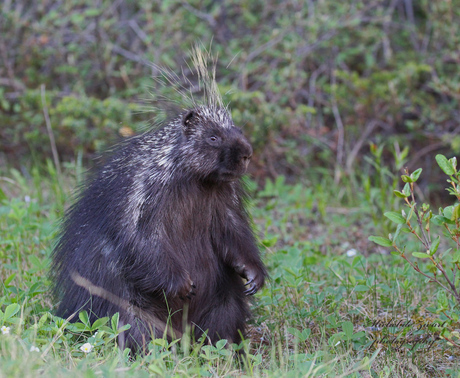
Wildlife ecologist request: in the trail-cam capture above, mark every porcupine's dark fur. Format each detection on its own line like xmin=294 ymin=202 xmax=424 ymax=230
xmin=50 ymin=49 xmax=267 ymax=353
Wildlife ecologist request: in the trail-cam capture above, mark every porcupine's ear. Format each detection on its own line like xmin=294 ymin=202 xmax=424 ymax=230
xmin=182 ymin=110 xmax=197 ymax=134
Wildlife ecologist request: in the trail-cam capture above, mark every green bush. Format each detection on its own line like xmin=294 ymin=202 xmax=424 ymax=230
xmin=370 ymin=154 xmax=460 ymax=348
xmin=1 ymin=0 xmax=460 ymax=188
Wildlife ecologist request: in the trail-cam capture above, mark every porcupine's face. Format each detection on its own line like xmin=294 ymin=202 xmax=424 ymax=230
xmin=181 ymin=107 xmax=253 ymax=182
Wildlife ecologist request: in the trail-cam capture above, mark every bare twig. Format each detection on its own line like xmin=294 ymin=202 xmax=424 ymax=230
xmin=244 ymin=33 xmax=286 ymax=64
xmin=394 ymin=246 xmax=452 ymax=294
xmin=0 ymin=176 xmax=19 ymax=186
xmin=239 ymin=33 xmax=287 ymax=90
xmin=331 ymin=70 xmax=345 ymax=184
xmin=129 ymin=19 xmax=149 ymax=44
xmin=0 ymin=35 xmax=16 ymax=83
xmin=399 ymin=178 xmax=460 ymax=305
xmin=305 ymin=65 xmax=327 ymax=129
xmin=181 ymin=1 xmax=217 ymax=28
xmin=346 ymin=119 xmax=389 ymax=175
xmin=406 ymin=178 xmax=431 ymax=248
xmin=0 ymin=77 xmax=25 ymax=90
xmin=110 ymin=44 xmax=152 ymax=67
xmin=40 ymin=84 xmax=61 ymax=176
xmin=406 ymin=142 xmax=446 ymax=169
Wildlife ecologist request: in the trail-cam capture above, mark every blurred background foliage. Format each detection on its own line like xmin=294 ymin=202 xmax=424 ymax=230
xmin=1 ymin=0 xmax=459 ymax=196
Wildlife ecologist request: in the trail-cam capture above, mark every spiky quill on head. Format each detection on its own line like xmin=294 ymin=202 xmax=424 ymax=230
xmin=146 ymin=45 xmax=231 ymax=130
xmin=190 ymin=45 xmax=224 ymax=110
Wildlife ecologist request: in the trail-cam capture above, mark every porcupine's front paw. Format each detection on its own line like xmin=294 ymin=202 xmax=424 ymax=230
xmin=178 ymin=274 xmax=196 ymax=300
xmin=235 ymin=264 xmax=265 ymax=296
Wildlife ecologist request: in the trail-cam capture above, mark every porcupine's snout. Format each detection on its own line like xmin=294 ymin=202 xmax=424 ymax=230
xmin=212 ymin=128 xmax=252 ymax=182
xmin=225 ymin=128 xmax=253 ymax=179
xmin=237 ymin=135 xmax=253 ymax=171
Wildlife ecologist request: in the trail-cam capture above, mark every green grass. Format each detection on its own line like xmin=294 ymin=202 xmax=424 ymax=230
xmin=1 ymin=164 xmax=459 ymax=377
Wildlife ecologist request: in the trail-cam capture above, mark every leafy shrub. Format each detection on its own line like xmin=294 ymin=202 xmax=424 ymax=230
xmin=1 ymin=89 xmax=144 ymax=162
xmin=370 ymin=154 xmax=460 ymax=348
xmin=1 ymin=0 xmax=460 ymax=186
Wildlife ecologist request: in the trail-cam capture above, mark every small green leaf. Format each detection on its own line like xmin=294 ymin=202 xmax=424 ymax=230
xmin=301 ymin=328 xmax=311 ymax=341
xmin=288 ymin=327 xmax=302 ymax=338
xmin=84 ymin=8 xmax=101 ymax=17
xmin=430 ymin=236 xmax=440 ymax=255
xmin=394 ymin=190 xmax=409 ymax=198
xmin=117 ymin=324 xmax=131 ymax=332
xmin=368 ymin=236 xmax=393 ymax=247
xmin=390 ymin=251 xmax=401 ymax=256
xmin=427 ymin=264 xmax=438 ymax=274
xmin=288 ymin=327 xmax=311 ymax=342
xmin=403 ymin=182 xmax=411 ymax=197
xmin=68 ymin=323 xmax=87 ymax=332
xmin=354 ymin=285 xmax=369 ymax=292
xmin=91 ymin=317 xmax=109 ymax=330
xmin=441 ymin=248 xmax=453 ymax=259
xmin=79 ymin=310 xmax=89 ymax=326
xmin=342 ymin=321 xmax=354 ymax=339
xmin=444 ymin=206 xmax=454 ymax=219
xmin=437 ymin=290 xmax=449 ymax=310
xmin=262 ymin=235 xmax=278 ymax=247
xmin=436 ymin=154 xmax=455 ymax=175
xmin=401 ymin=175 xmax=412 ymax=183
xmin=411 ymin=168 xmax=423 ymax=182
xmin=393 ymin=224 xmax=410 ymax=241
xmin=351 ymin=331 xmax=366 ymax=340
xmin=148 ymin=365 xmax=164 ymax=375
xmin=393 ymin=224 xmax=402 ymax=241
xmin=216 ymin=339 xmax=227 ymax=349
xmin=4 ymin=304 xmax=20 ymax=320
xmin=98 ymin=326 xmax=112 ymax=333
xmin=384 ymin=212 xmax=406 ymax=224
xmin=453 ymin=250 xmax=460 ymax=263
xmin=38 ymin=313 xmax=49 ymax=328
xmin=412 ymin=252 xmax=431 ymax=259
xmin=453 ymin=204 xmax=460 ymax=221
xmin=3 ymin=274 xmax=16 ymax=286
xmin=0 ymin=188 xmax=6 ymax=201
xmin=432 ymin=215 xmax=455 ymax=225
xmin=111 ymin=312 xmax=120 ymax=331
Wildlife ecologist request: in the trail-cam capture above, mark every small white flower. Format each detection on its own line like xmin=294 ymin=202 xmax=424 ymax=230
xmin=24 ymin=195 xmax=31 ymax=203
xmin=30 ymin=346 xmax=40 ymax=352
xmin=346 ymin=249 xmax=357 ymax=257
xmin=80 ymin=342 xmax=93 ymax=353
xmin=1 ymin=326 xmax=10 ymax=335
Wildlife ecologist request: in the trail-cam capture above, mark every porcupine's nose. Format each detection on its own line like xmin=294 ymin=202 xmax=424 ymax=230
xmin=239 ymin=138 xmax=253 ymax=170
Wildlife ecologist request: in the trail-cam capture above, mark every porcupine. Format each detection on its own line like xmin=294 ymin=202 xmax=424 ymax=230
xmin=50 ymin=49 xmax=268 ymax=353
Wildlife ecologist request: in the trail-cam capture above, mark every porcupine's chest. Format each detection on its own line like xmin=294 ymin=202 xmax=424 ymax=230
xmin=154 ymin=183 xmax=234 ymax=274
xmin=178 ymin=196 xmax=230 ymax=277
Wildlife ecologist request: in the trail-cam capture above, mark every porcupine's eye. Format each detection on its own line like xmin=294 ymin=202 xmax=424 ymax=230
xmin=207 ymin=135 xmax=221 ymax=146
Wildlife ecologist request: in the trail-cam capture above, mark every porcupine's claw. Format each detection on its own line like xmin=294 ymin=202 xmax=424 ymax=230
xmin=244 ymin=278 xmax=257 ymax=296
xmin=186 ymin=283 xmax=197 ymax=299
xmin=180 ymin=280 xmax=196 ymax=300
